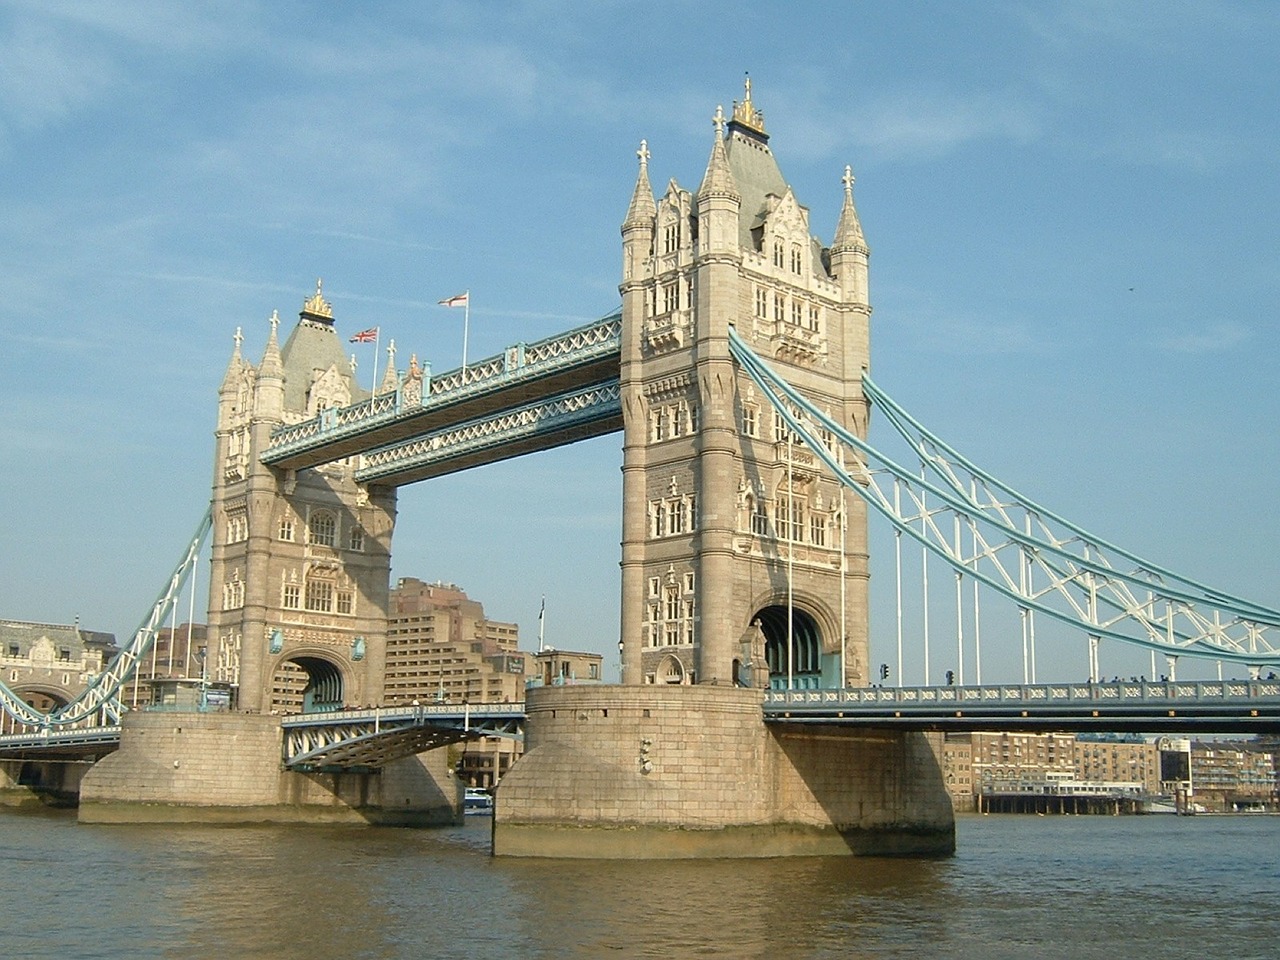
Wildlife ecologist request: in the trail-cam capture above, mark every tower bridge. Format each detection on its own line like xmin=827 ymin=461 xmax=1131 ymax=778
xmin=5 ymin=81 xmax=1280 ymax=855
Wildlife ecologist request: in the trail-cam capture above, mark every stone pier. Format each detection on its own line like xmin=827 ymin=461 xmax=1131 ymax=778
xmin=78 ymin=711 xmax=459 ymax=825
xmin=493 ymin=685 xmax=955 ymax=858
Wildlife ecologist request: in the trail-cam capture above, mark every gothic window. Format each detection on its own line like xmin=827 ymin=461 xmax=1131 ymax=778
xmin=774 ymin=292 xmax=785 ymax=323
xmin=336 ymin=588 xmax=353 ymax=615
xmin=669 ymin=500 xmax=686 ymax=535
xmin=780 ymin=497 xmax=804 ymax=542
xmin=648 ymin=577 xmax=660 ymax=598
xmin=791 ymin=300 xmax=803 ymax=326
xmin=282 ymin=583 xmax=300 ymax=610
xmin=755 ymin=286 xmax=768 ymax=318
xmin=226 ymin=513 xmax=248 ymax=543
xmin=308 ymin=511 xmax=336 ymax=547
xmin=222 ymin=575 xmax=244 ymax=610
xmin=808 ymin=304 xmax=820 ymax=332
xmin=278 ymin=516 xmax=295 ymax=542
xmin=662 ymin=282 xmax=678 ymax=314
xmin=751 ymin=500 xmax=770 ymax=536
xmin=773 ymin=240 xmax=784 ymax=268
xmin=683 ymin=572 xmax=695 ymax=593
xmin=348 ymin=527 xmax=365 ymax=552
xmin=687 ymin=403 xmax=698 ymax=433
xmin=653 ymin=408 xmax=669 ymax=442
xmin=305 ymin=578 xmax=334 ymax=612
xmin=810 ymin=514 xmax=828 ymax=547
xmin=650 ymin=501 xmax=667 ymax=539
xmin=742 ymin=405 xmax=758 ymax=437
xmin=790 ymin=245 xmax=802 ymax=274
xmin=663 ymin=222 xmax=679 ymax=254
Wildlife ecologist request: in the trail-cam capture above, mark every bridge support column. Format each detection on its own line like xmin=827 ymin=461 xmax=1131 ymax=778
xmin=78 ymin=711 xmax=460 ymax=825
xmin=493 ymin=685 xmax=955 ymax=858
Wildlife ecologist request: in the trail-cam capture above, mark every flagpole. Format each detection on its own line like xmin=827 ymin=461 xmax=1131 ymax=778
xmin=462 ymin=289 xmax=470 ymax=378
xmin=371 ymin=327 xmax=380 ymax=398
xmin=538 ymin=595 xmax=545 ymax=652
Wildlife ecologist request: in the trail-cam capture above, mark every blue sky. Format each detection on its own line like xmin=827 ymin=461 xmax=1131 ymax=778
xmin=2 ymin=1 xmax=1277 ymax=685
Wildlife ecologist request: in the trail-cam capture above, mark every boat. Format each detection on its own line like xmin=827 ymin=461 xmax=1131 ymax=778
xmin=464 ymin=786 xmax=494 ymax=815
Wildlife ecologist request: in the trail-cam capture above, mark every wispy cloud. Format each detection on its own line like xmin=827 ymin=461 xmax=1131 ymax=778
xmin=1154 ymin=322 xmax=1251 ymax=354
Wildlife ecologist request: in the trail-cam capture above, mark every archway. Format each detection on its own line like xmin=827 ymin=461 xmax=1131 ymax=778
xmin=268 ymin=656 xmax=345 ymax=714
xmin=656 ymin=654 xmax=686 ymax=685
xmin=754 ymin=604 xmax=823 ymax=690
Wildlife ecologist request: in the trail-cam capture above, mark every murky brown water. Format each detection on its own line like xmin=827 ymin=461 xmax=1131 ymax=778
xmin=3 ymin=811 xmax=1277 ymax=959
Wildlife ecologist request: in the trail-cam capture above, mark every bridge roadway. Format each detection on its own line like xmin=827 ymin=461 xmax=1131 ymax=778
xmin=261 ymin=312 xmax=622 ymax=482
xmin=4 ymin=680 xmax=1279 ymax=770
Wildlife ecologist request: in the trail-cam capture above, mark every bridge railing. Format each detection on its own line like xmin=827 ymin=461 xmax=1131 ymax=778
xmin=765 ymin=679 xmax=1280 ymax=710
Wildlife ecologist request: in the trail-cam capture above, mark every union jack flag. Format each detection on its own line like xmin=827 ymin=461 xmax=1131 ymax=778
xmin=438 ymin=292 xmax=469 ymax=308
xmin=348 ymin=327 xmax=378 ymax=343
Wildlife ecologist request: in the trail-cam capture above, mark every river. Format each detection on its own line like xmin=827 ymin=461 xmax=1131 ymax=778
xmin=2 ymin=810 xmax=1276 ymax=960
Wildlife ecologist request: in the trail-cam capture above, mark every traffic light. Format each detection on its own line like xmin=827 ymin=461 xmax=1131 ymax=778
xmin=946 ymin=670 xmax=955 ymax=686
xmin=879 ymin=663 xmax=889 ymax=681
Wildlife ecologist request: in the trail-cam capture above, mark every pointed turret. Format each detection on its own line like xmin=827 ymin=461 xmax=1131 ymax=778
xmin=696 ymin=105 xmax=742 ymax=256
xmin=220 ymin=327 xmax=246 ymax=393
xmin=621 ymin=140 xmax=657 ymax=286
xmin=378 ymin=338 xmax=400 ymax=396
xmin=623 ymin=139 xmax=657 ymax=227
xmin=254 ymin=309 xmax=286 ymax=422
xmin=830 ymin=165 xmax=869 ymax=306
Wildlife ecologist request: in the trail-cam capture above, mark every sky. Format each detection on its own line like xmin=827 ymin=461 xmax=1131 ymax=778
xmin=2 ymin=1 xmax=1278 ymax=686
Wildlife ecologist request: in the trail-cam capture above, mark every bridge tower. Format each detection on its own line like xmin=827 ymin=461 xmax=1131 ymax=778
xmin=207 ymin=284 xmax=397 ymax=714
xmin=619 ymin=80 xmax=871 ymax=689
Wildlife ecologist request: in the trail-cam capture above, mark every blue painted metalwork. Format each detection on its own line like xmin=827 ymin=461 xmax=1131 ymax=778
xmin=728 ymin=327 xmax=1280 ymax=667
xmin=261 ymin=311 xmax=622 ymax=470
xmin=0 ymin=508 xmax=212 ymax=731
xmin=280 ymin=703 xmax=525 ymax=771
xmin=354 ymin=381 xmax=621 ymax=485
xmin=764 ymin=679 xmax=1280 ymax=733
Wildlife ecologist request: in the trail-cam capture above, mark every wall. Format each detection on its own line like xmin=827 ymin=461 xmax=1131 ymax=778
xmin=78 ymin=711 xmax=458 ymax=825
xmin=493 ymin=685 xmax=954 ymax=858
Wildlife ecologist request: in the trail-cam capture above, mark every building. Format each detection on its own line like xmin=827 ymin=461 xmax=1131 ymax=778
xmin=209 ymin=285 xmax=400 ymax=715
xmin=385 ymin=578 xmax=604 ymax=789
xmin=1190 ymin=741 xmax=1277 ymax=812
xmin=121 ymin=622 xmax=209 ymax=708
xmin=940 ymin=733 xmax=973 ymax=811
xmin=0 ymin=619 xmax=117 ymax=731
xmin=1073 ymin=735 xmax=1159 ymax=793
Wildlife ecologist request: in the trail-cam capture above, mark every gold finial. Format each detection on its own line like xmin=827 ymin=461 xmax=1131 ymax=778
xmin=300 ymin=277 xmax=333 ymax=320
xmin=730 ymin=73 xmax=765 ymax=134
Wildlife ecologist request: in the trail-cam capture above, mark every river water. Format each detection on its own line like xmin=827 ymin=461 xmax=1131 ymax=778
xmin=3 ymin=810 xmax=1276 ymax=960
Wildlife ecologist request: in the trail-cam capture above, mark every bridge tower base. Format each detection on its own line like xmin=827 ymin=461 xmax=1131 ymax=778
xmin=78 ymin=712 xmax=460 ymax=826
xmin=493 ymin=686 xmax=955 ymax=858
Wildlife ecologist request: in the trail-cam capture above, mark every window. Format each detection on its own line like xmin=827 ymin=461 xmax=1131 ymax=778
xmin=742 ymin=405 xmax=758 ymax=437
xmin=755 ymin=287 xmax=768 ymax=318
xmin=791 ymin=300 xmax=803 ymax=326
xmin=308 ymin=512 xmax=336 ymax=547
xmin=790 ymin=245 xmax=802 ymax=274
xmin=653 ymin=408 xmax=669 ymax=442
xmin=810 ymin=514 xmax=827 ymax=547
xmin=336 ymin=589 xmax=353 ymax=615
xmin=278 ymin=516 xmax=295 ymax=542
xmin=774 ymin=292 xmax=784 ymax=322
xmin=222 ymin=577 xmax=244 ymax=610
xmin=305 ymin=578 xmax=333 ymax=612
xmin=663 ymin=222 xmax=679 ymax=254
xmin=751 ymin=501 xmax=770 ymax=536
xmin=773 ymin=240 xmax=784 ymax=267
xmin=226 ymin=513 xmax=248 ymax=543
xmin=348 ymin=527 xmax=365 ymax=552
xmin=808 ymin=304 xmax=820 ymax=332
xmin=7 ymin=643 xmax=19 ymax=657
xmin=662 ymin=282 xmax=678 ymax=314
xmin=648 ymin=577 xmax=660 ymax=598
xmin=282 ymin=583 xmax=300 ymax=610
xmin=651 ymin=501 xmax=667 ymax=538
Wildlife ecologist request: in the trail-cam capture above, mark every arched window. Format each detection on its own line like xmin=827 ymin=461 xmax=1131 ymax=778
xmin=308 ymin=511 xmax=336 ymax=547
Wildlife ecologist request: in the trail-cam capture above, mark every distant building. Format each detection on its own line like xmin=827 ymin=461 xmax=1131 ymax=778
xmin=1190 ymin=741 xmax=1276 ymax=812
xmin=0 ymin=619 xmax=117 ymax=730
xmin=121 ymin=622 xmax=209 ymax=708
xmin=385 ymin=579 xmax=602 ymax=789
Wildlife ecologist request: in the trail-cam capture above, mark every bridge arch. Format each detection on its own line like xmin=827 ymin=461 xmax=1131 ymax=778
xmin=268 ymin=652 xmax=347 ymax=714
xmin=750 ymin=601 xmax=832 ymax=690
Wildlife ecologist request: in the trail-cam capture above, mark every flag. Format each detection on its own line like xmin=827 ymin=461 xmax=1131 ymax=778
xmin=438 ymin=292 xmax=469 ymax=308
xmin=348 ymin=327 xmax=378 ymax=343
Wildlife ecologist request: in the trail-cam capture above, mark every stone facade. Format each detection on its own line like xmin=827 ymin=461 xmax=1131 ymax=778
xmin=208 ymin=284 xmax=400 ymax=714
xmin=494 ymin=685 xmax=954 ymax=858
xmin=79 ymin=711 xmax=457 ymax=824
xmin=0 ymin=619 xmax=117 ymax=728
xmin=618 ymin=81 xmax=871 ymax=691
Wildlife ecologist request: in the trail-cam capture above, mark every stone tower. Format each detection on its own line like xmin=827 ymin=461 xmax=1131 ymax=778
xmin=618 ymin=80 xmax=872 ymax=689
xmin=207 ymin=283 xmax=398 ymax=713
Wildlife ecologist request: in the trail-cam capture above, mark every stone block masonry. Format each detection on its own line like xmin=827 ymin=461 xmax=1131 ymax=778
xmin=493 ymin=685 xmax=955 ymax=858
xmin=79 ymin=711 xmax=459 ymax=826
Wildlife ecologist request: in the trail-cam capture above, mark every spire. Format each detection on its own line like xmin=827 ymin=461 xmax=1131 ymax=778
xmin=259 ymin=309 xmax=284 ymax=380
xmin=833 ymin=165 xmax=867 ymax=253
xmin=219 ymin=326 xmax=246 ymax=393
xmin=697 ymin=105 xmax=739 ymax=202
xmin=728 ymin=73 xmax=767 ymax=141
xmin=378 ymin=339 xmax=399 ymax=395
xmin=299 ymin=277 xmax=334 ymax=325
xmin=623 ymin=139 xmax=656 ymax=226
